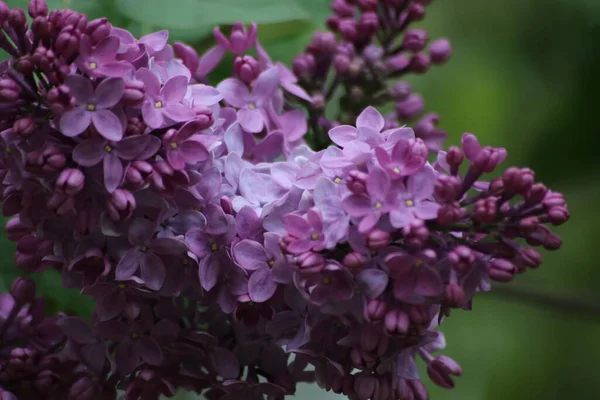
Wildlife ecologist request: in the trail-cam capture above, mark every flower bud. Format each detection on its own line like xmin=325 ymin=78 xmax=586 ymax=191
xmin=542 ymin=190 xmax=566 ymax=210
xmin=444 ymin=283 xmax=465 ymax=308
xmin=402 ymin=219 xmax=429 ymax=248
xmin=430 ymin=38 xmax=452 ymax=64
xmin=407 ymin=3 xmax=426 ymax=21
xmin=354 ymin=373 xmax=377 ymax=400
xmin=46 ymin=84 xmax=74 ymax=116
xmin=292 ymin=53 xmax=316 ymax=79
xmin=488 ymin=258 xmax=516 ymax=282
xmin=526 ymin=183 xmax=548 ymax=205
xmin=346 ymin=170 xmax=368 ymax=195
xmin=332 ymin=0 xmax=355 ymax=17
xmin=5 ymin=217 xmax=31 ymax=241
xmin=8 ymin=8 xmax=27 ymax=33
xmin=106 ymin=188 xmax=136 ymax=221
xmin=13 ymin=117 xmax=35 ymax=138
xmin=408 ymin=304 xmax=430 ymax=326
xmin=343 ymin=251 xmax=366 ymax=270
xmin=389 ymin=81 xmax=412 ymax=101
xmin=125 ymin=160 xmax=153 ymax=188
xmin=384 ymin=309 xmax=409 ymax=335
xmin=386 ymin=53 xmax=410 ymax=73
xmin=434 ymin=175 xmax=461 ymax=202
xmin=55 ymin=26 xmax=80 ymax=62
xmin=503 ymin=167 xmax=534 ymax=194
xmin=409 ymin=53 xmax=430 ymax=73
xmin=338 ymin=18 xmax=358 ymax=42
xmin=427 ymin=355 xmax=462 ymax=389
xmin=234 ymin=55 xmax=260 ymax=84
xmin=7 ymin=347 xmax=36 ymax=376
xmin=473 ymin=147 xmax=507 ymax=173
xmin=47 ymin=190 xmax=75 ymax=216
xmin=437 ymin=202 xmax=464 ymax=225
xmin=448 ymin=245 xmax=475 ymax=272
xmin=220 ymin=196 xmax=234 ymax=215
xmin=403 ymin=29 xmax=429 ymax=52
xmin=358 ymin=11 xmax=379 ymax=37
xmin=10 ymin=277 xmax=35 ymax=305
xmin=35 ymin=369 xmax=60 ymax=393
xmin=365 ymin=299 xmax=387 ymax=322
xmin=367 ymin=229 xmax=390 ymax=249
xmin=86 ymin=17 xmax=111 ymax=44
xmin=56 ymin=168 xmax=85 ymax=195
xmin=521 ymin=248 xmax=542 ymax=268
xmin=122 ymin=79 xmax=145 ymax=106
xmin=396 ymin=93 xmax=424 ymax=121
xmin=0 ymin=78 xmax=19 ymax=102
xmin=309 ymin=31 xmax=338 ymax=55
xmin=28 ymin=0 xmax=48 ymax=18
xmin=473 ymin=197 xmax=497 ymax=223
xmin=296 ymin=251 xmax=325 ymax=274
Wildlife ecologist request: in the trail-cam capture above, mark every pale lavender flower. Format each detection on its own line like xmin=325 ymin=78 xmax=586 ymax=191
xmin=389 ymin=165 xmax=440 ymax=228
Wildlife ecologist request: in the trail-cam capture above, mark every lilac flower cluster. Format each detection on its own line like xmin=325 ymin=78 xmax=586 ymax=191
xmin=0 ymin=277 xmax=115 ymax=399
xmin=0 ymin=0 xmax=569 ymax=399
xmin=293 ymin=0 xmax=451 ymax=151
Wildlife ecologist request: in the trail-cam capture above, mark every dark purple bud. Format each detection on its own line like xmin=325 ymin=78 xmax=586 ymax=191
xmin=402 ymin=219 xmax=429 ymax=248
xmin=28 ymin=0 xmax=48 ymax=18
xmin=444 ymin=146 xmax=463 ymax=172
xmin=47 ymin=190 xmax=75 ymax=216
xmin=361 ymin=324 xmax=388 ymax=354
xmin=35 ymin=369 xmax=59 ymax=393
xmin=7 ymin=348 xmax=36 ymax=375
xmin=543 ymin=231 xmax=562 ymax=251
xmin=427 ymin=355 xmax=462 ymax=389
xmin=435 ymin=175 xmax=461 ymax=202
xmin=503 ymin=167 xmax=535 ymax=194
xmin=473 ymin=197 xmax=497 ymax=223
xmin=10 ymin=277 xmax=35 ymax=305
xmin=54 ymin=26 xmax=80 ymax=62
xmin=521 ymin=248 xmax=542 ymax=268
xmin=473 ymin=147 xmax=507 ymax=173
xmin=365 ymin=299 xmax=387 ymax=322
xmin=292 ymin=53 xmax=316 ymax=79
xmin=542 ymin=190 xmax=565 ymax=209
xmin=437 ymin=202 xmax=464 ymax=225
xmin=0 ymin=1 xmax=9 ymax=22
xmin=233 ymin=55 xmax=260 ymax=84
xmin=409 ymin=379 xmax=429 ymax=400
xmin=0 ymin=78 xmax=20 ymax=102
xmin=333 ymin=53 xmax=352 ymax=74
xmin=309 ymin=31 xmax=338 ymax=55
xmin=32 ymin=46 xmax=56 ymax=72
xmin=384 ymin=309 xmax=409 ymax=335
xmin=343 ymin=251 xmax=366 ymax=270
xmin=46 ymin=84 xmax=74 ymax=116
xmin=407 ymin=3 xmax=426 ymax=21
xmin=338 ymin=18 xmax=358 ymax=42
xmin=311 ymin=93 xmax=326 ymax=111
xmin=9 ymin=8 xmax=27 ymax=32
xmin=332 ymin=0 xmax=355 ymax=17
xmin=346 ymin=170 xmax=368 ymax=195
xmin=350 ymin=347 xmax=376 ymax=369
xmin=404 ymin=29 xmax=429 ymax=52
xmin=106 ymin=188 xmax=136 ymax=221
xmin=126 ymin=117 xmax=146 ymax=137
xmin=56 ymin=168 xmax=85 ymax=195
xmin=125 ymin=160 xmax=152 ymax=188
xmin=430 ymin=38 xmax=452 ymax=64
xmin=547 ymin=206 xmax=569 ymax=226
xmin=386 ymin=53 xmax=410 ymax=73
xmin=488 ymin=258 xmax=516 ymax=282
xmin=13 ymin=117 xmax=36 ymax=138
xmin=326 ymin=14 xmax=341 ymax=31
xmin=408 ymin=304 xmax=430 ymax=326
xmin=354 ymin=373 xmax=378 ymax=400
xmin=518 ymin=216 xmax=539 ymax=234
xmin=448 ymin=245 xmax=475 ymax=273
xmin=5 ymin=217 xmax=31 ymax=241
xmin=488 ymin=177 xmax=505 ymax=195
xmin=16 ymin=55 xmax=35 ymax=75
xmin=389 ymin=81 xmax=412 ymax=101
xmin=86 ymin=17 xmax=111 ymax=45
xmin=444 ymin=283 xmax=465 ymax=308
xmin=358 ymin=11 xmax=379 ymax=37
xmin=122 ymin=79 xmax=145 ymax=106
xmin=522 ymin=184 xmax=546 ymax=206
xmin=220 ymin=196 xmax=234 ymax=215
xmin=396 ymin=93 xmax=425 ymax=121
xmin=76 ymin=209 xmax=99 ymax=236
xmin=296 ymin=251 xmax=325 ymax=274
xmin=358 ymin=0 xmax=378 ymax=10
xmin=367 ymin=229 xmax=391 ymax=249
xmin=409 ymin=53 xmax=430 ymax=74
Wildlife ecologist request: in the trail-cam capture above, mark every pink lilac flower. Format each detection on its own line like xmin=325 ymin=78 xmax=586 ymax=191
xmin=282 ymin=208 xmax=327 ymax=254
xmin=59 ymin=75 xmax=125 ymax=140
xmin=217 ymin=66 xmax=280 ymax=133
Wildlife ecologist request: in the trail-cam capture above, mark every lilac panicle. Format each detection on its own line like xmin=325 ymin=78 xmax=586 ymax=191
xmin=0 ymin=0 xmax=570 ymax=399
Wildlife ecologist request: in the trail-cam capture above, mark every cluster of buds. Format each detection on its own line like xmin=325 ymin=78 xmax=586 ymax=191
xmin=293 ymin=0 xmax=451 ymax=151
xmin=0 ymin=0 xmax=569 ymax=399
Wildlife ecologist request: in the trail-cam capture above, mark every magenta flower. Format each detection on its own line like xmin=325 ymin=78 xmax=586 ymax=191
xmin=136 ymin=68 xmax=195 ymax=129
xmin=217 ymin=66 xmax=280 ymax=133
xmin=389 ymin=165 xmax=440 ymax=228
xmin=386 ymin=252 xmax=443 ymax=303
xmin=78 ymin=35 xmax=133 ymax=78
xmin=73 ymin=134 xmax=160 ymax=193
xmin=115 ymin=219 xmax=187 ymax=290
xmin=282 ymin=208 xmax=326 ymax=254
xmin=163 ymin=120 xmax=210 ymax=170
xmin=59 ymin=75 xmax=124 ymax=140
xmin=342 ymin=166 xmax=397 ymax=233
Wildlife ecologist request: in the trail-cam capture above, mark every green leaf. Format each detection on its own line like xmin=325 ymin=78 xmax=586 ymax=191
xmin=114 ymin=0 xmax=310 ymax=31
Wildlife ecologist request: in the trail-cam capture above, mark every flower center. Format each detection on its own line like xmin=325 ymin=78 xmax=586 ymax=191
xmin=131 ymin=332 xmax=140 ymax=340
xmin=104 ymin=144 xmax=112 ymax=153
xmin=169 ymin=142 xmax=178 ymax=149
xmin=248 ymin=103 xmax=257 ymax=110
xmin=375 ymin=201 xmax=383 ymax=209
xmin=333 ymin=177 xmax=342 ymax=184
xmin=405 ymin=199 xmax=414 ymax=207
xmin=118 ymin=283 xmax=126 ymax=290
xmin=268 ymin=259 xmax=275 ymax=266
xmin=183 ymin=258 xmax=189 ymax=265
xmin=311 ymin=233 xmax=320 ymax=240
xmin=89 ymin=62 xmax=97 ymax=69
xmin=322 ymin=277 xmax=331 ymax=285
xmin=415 ymin=259 xmax=423 ymax=268
xmin=154 ymin=101 xmax=163 ymax=109
xmin=393 ymin=167 xmax=401 ymax=174
xmin=87 ymin=104 xmax=96 ymax=111
xmin=140 ymin=245 xmax=148 ymax=252
xmin=211 ymin=243 xmax=218 ymax=251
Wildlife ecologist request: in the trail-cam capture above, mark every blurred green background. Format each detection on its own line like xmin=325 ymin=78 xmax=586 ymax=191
xmin=2 ymin=0 xmax=600 ymax=399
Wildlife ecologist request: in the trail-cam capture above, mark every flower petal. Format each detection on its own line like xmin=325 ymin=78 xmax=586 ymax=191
xmin=180 ymin=139 xmax=209 ymax=163
xmin=73 ymin=138 xmax=106 ymax=166
xmin=135 ymin=68 xmax=160 ymax=97
xmin=357 ymin=269 xmax=389 ymax=299
xmin=248 ymin=267 xmax=277 ymax=303
xmin=103 ymin=152 xmax=123 ymax=193
xmin=60 ymin=108 xmax=92 ymax=137
xmin=198 ymin=254 xmax=219 ymax=291
xmin=163 ymin=104 xmax=195 ymax=123
xmin=253 ymin=66 xmax=280 ymax=106
xmin=95 ymin=78 xmax=125 ymax=109
xmin=342 ymin=195 xmax=372 ymax=218
xmin=357 ymin=106 xmax=384 ymax=132
xmin=162 ymin=75 xmax=188 ymax=103
xmin=415 ymin=267 xmax=443 ymax=297
xmin=142 ymin=102 xmax=163 ymax=128
xmin=282 ymin=214 xmax=310 ymax=239
xmin=92 ymin=110 xmax=124 ymax=141
xmin=216 ymin=78 xmax=249 ymax=108
xmin=64 ymin=75 xmax=93 ymax=105
xmin=115 ymin=249 xmax=141 ymax=281
xmin=367 ymin=166 xmax=391 ymax=200
xmin=233 ymin=239 xmax=267 ymax=271
xmin=328 ymin=125 xmax=357 ymax=147
xmin=238 ymin=108 xmax=264 ymax=133
xmin=140 ymin=252 xmax=166 ymax=290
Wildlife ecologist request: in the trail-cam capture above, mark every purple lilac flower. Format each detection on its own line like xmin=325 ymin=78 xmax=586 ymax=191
xmin=163 ymin=120 xmax=210 ymax=170
xmin=77 ymin=35 xmax=134 ymax=78
xmin=283 ymin=208 xmax=327 ymax=254
xmin=389 ymin=165 xmax=440 ymax=228
xmin=59 ymin=75 xmax=124 ymax=140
